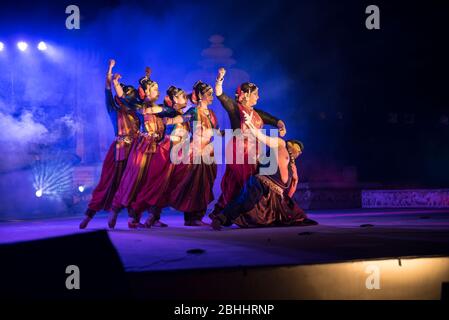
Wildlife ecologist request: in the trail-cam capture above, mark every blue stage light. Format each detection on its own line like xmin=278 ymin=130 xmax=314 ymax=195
xmin=32 ymin=152 xmax=74 ymax=200
xmin=0 ymin=42 xmax=4 ymax=51
xmin=17 ymin=41 xmax=28 ymax=51
xmin=35 ymin=189 xmax=43 ymax=198
xmin=78 ymin=185 xmax=85 ymax=193
xmin=37 ymin=41 xmax=47 ymax=51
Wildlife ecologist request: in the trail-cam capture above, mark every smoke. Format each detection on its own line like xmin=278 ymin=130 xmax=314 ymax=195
xmin=0 ymin=110 xmax=48 ymax=145
xmin=0 ymin=108 xmax=80 ymax=172
xmin=0 ymin=0 xmax=297 ymax=218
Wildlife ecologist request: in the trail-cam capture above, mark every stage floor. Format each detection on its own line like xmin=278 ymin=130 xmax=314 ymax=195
xmin=1 ymin=208 xmax=449 ymax=272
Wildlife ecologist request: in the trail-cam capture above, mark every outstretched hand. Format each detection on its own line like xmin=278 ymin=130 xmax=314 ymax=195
xmin=217 ymin=67 xmax=226 ymax=80
xmin=145 ymin=66 xmax=151 ymax=77
xmin=113 ymin=73 xmax=122 ymax=82
xmin=277 ymin=120 xmax=287 ymax=137
xmin=106 ymin=60 xmax=115 ymax=88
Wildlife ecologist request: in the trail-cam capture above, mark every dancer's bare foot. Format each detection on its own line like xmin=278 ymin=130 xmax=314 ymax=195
xmin=108 ymin=210 xmax=119 ymax=229
xmin=185 ymin=219 xmax=210 ymax=227
xmin=151 ymin=220 xmax=168 ymax=228
xmin=79 ymin=216 xmax=92 ymax=229
xmin=211 ymin=218 xmax=222 ymax=231
xmin=128 ymin=220 xmax=145 ymax=229
xmin=144 ymin=215 xmax=168 ymax=228
xmin=209 ymin=212 xmax=226 ymax=230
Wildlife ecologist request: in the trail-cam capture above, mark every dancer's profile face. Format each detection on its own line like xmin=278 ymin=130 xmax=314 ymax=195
xmin=287 ymin=142 xmax=302 ymax=159
xmin=173 ymin=92 xmax=187 ymax=108
xmin=238 ymin=89 xmax=259 ymax=107
xmin=247 ymin=89 xmax=259 ymax=107
xmin=146 ymin=84 xmax=160 ymax=101
xmin=202 ymin=89 xmax=214 ymax=105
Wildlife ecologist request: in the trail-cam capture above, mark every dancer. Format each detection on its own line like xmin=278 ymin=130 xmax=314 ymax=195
xmin=131 ymin=85 xmax=190 ymax=227
xmin=211 ymin=67 xmax=288 ymax=216
xmin=109 ymin=78 xmax=178 ymax=229
xmin=168 ymin=81 xmax=220 ymax=226
xmin=210 ymin=111 xmax=317 ymax=230
xmin=79 ymin=59 xmax=142 ymax=229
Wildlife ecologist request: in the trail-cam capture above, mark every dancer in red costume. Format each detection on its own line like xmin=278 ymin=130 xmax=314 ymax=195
xmin=168 ymin=81 xmax=220 ymax=226
xmin=109 ymin=77 xmax=178 ymax=229
xmin=211 ymin=67 xmax=288 ymax=216
xmin=210 ymin=110 xmax=317 ymax=230
xmin=131 ymin=85 xmax=190 ymax=227
xmin=79 ymin=59 xmax=142 ymax=229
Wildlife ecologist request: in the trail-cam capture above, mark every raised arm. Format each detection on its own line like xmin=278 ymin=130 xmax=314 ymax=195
xmin=105 ymin=59 xmax=115 ymax=90
xmin=243 ymin=110 xmax=285 ymax=149
xmin=215 ymin=67 xmax=238 ymax=114
xmin=105 ymin=60 xmax=119 ymax=113
xmin=112 ymin=73 xmax=124 ymax=98
xmin=215 ymin=67 xmax=225 ymax=96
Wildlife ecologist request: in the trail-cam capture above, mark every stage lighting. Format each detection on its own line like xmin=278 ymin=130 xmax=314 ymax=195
xmin=37 ymin=41 xmax=47 ymax=51
xmin=17 ymin=41 xmax=28 ymax=51
xmin=78 ymin=185 xmax=85 ymax=193
xmin=32 ymin=152 xmax=74 ymax=200
xmin=0 ymin=42 xmax=4 ymax=51
xmin=35 ymin=189 xmax=43 ymax=198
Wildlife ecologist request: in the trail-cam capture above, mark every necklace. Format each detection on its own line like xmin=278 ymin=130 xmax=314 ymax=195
xmin=287 ymin=148 xmax=295 ymax=165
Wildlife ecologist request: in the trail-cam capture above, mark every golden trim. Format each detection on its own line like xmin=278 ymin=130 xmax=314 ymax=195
xmin=257 ymin=175 xmax=285 ymax=198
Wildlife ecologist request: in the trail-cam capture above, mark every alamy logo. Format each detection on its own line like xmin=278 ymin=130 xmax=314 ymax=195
xmin=365 ymin=265 xmax=380 ymax=290
xmin=365 ymin=5 xmax=380 ymax=30
xmin=66 ymin=5 xmax=80 ymax=30
xmin=65 ymin=265 xmax=80 ymax=290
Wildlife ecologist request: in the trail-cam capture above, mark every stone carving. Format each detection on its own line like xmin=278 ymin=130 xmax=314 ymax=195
xmin=362 ymin=189 xmax=449 ymax=208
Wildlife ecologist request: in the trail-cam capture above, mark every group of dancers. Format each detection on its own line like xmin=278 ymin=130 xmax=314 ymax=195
xmin=79 ymin=59 xmax=317 ymax=230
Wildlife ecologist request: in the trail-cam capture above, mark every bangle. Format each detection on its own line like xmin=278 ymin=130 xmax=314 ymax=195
xmin=216 ymin=77 xmax=224 ymax=82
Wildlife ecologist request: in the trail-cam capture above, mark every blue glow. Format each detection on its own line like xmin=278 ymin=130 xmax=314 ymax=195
xmin=37 ymin=41 xmax=47 ymax=51
xmin=32 ymin=152 xmax=75 ymax=200
xmin=0 ymin=42 xmax=4 ymax=51
xmin=17 ymin=41 xmax=28 ymax=51
xmin=0 ymin=2 xmax=302 ymax=220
